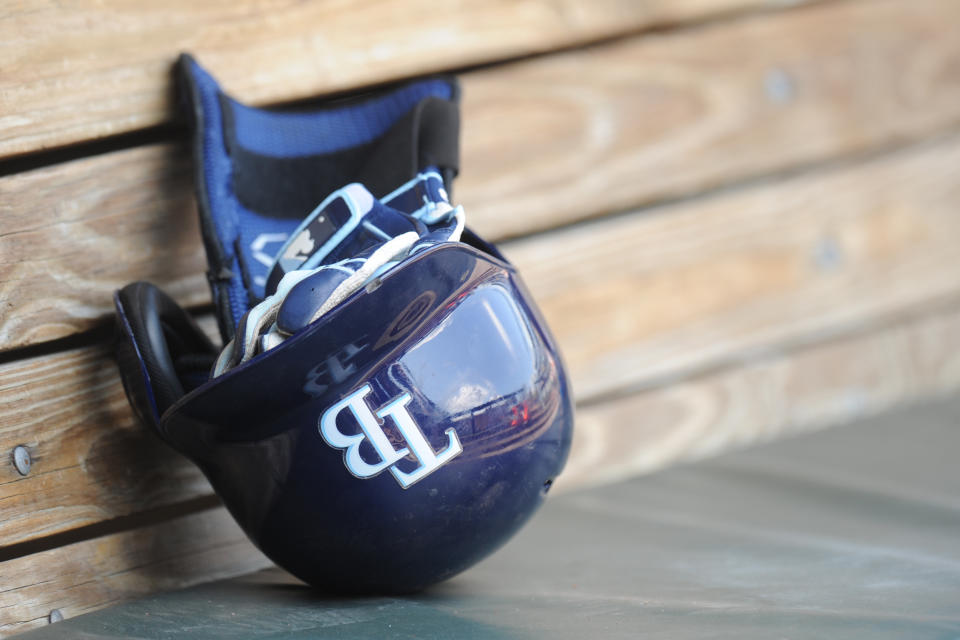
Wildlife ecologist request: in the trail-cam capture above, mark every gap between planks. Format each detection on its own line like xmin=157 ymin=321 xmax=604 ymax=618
xmin=0 ymin=508 xmax=271 ymax=638
xmin=2 ymin=132 xmax=960 ymax=550
xmin=2 ymin=296 xmax=960 ymax=637
xmin=0 ymin=0 xmax=814 ymax=158
xmin=2 ymin=0 xmax=960 ymax=352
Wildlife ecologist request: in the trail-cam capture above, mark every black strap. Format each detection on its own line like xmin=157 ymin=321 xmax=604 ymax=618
xmin=225 ymin=97 xmax=460 ymax=219
xmin=115 ymin=282 xmax=217 ymax=426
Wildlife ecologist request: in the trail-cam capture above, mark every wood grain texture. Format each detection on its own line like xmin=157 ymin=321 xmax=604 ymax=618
xmin=560 ymin=304 xmax=960 ymax=491
xmin=0 ymin=144 xmax=206 ymax=348
xmin=459 ymin=0 xmax=960 ymax=239
xmin=0 ymin=0 xmax=775 ymax=157
xmin=506 ymin=136 xmax=960 ymax=400
xmin=3 ymin=0 xmax=960 ymax=351
xmin=0 ymin=341 xmax=212 ymax=548
xmin=3 ymin=135 xmax=960 ymax=549
xmin=0 ymin=507 xmax=270 ymax=637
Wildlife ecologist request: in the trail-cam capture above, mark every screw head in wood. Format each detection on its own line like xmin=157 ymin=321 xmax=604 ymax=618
xmin=764 ymin=68 xmax=796 ymax=104
xmin=12 ymin=445 xmax=31 ymax=476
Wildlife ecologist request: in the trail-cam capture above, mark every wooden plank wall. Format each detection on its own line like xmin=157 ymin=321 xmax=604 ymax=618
xmin=3 ymin=0 xmax=960 ymax=634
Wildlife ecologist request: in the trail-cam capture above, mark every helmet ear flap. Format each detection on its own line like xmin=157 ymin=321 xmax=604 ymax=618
xmin=114 ymin=282 xmax=217 ymax=431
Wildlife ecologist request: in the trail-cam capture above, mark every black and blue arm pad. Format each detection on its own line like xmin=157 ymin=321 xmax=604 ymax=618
xmin=178 ymin=54 xmax=461 ymax=342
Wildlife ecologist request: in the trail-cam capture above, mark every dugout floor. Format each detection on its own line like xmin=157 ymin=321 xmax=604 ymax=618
xmin=19 ymin=396 xmax=960 ymax=639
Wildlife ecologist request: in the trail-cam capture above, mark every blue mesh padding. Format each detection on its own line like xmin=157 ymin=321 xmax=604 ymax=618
xmin=233 ymin=203 xmax=299 ymax=299
xmin=228 ymin=80 xmax=453 ymax=157
xmin=185 ymin=58 xmax=249 ymax=327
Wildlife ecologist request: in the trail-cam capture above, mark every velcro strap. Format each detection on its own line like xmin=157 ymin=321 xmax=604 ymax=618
xmin=264 ymin=172 xmax=455 ymax=295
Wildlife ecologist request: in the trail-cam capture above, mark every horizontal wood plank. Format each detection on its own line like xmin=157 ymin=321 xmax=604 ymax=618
xmin=0 ymin=0 xmax=777 ymax=157
xmin=506 ymin=136 xmax=960 ymax=400
xmin=0 ymin=144 xmax=206 ymax=349
xmin=3 ymin=304 xmax=960 ymax=636
xmin=0 ymin=341 xmax=212 ymax=548
xmin=560 ymin=304 xmax=960 ymax=491
xmin=0 ymin=507 xmax=270 ymax=637
xmin=3 ymin=136 xmax=960 ymax=550
xmin=3 ymin=0 xmax=960 ymax=351
xmin=459 ymin=0 xmax=960 ymax=239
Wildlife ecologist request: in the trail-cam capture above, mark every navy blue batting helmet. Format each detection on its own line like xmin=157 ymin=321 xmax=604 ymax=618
xmin=114 ymin=55 xmax=574 ymax=593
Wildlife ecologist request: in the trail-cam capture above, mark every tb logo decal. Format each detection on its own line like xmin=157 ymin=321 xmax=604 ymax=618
xmin=319 ymin=385 xmax=462 ymax=489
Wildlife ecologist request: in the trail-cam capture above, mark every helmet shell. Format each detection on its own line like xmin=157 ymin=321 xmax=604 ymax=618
xmin=160 ymin=243 xmax=573 ymax=592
